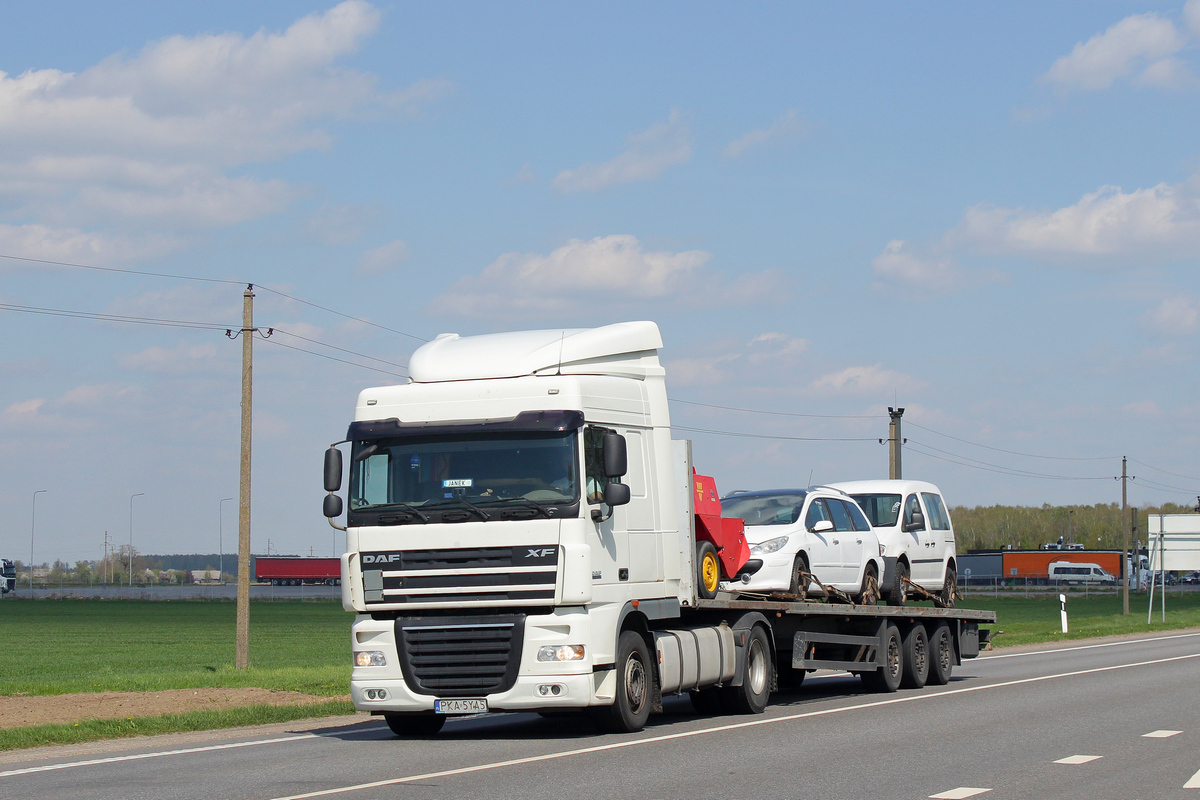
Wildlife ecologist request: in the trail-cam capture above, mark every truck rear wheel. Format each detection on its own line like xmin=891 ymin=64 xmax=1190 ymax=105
xmin=861 ymin=624 xmax=903 ymax=693
xmin=383 ymin=713 xmax=445 ymax=737
xmin=593 ymin=631 xmax=653 ymax=733
xmin=720 ymin=626 xmax=772 ymax=714
xmin=900 ymin=624 xmax=929 ymax=689
xmin=927 ymin=624 xmax=954 ymax=685
xmin=696 ymin=541 xmax=720 ymax=599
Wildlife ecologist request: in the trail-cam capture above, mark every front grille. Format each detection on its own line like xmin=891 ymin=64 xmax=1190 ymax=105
xmin=395 ymin=615 xmax=525 ymax=696
xmin=360 ymin=546 xmax=559 ymax=606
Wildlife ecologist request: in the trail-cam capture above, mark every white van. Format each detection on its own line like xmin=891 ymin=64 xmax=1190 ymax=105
xmin=828 ymin=480 xmax=957 ymax=606
xmin=1048 ymin=561 xmax=1116 ymax=586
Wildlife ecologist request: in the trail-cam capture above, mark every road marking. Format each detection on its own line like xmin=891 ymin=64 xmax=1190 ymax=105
xmin=1185 ymin=767 xmax=1200 ymax=789
xmin=979 ymin=631 xmax=1200 ymax=661
xmin=1143 ymin=730 xmax=1183 ymax=738
xmin=0 ymin=734 xmax=319 ymax=778
xmin=1055 ymin=755 xmax=1102 ymax=764
xmin=929 ymin=789 xmax=991 ymax=799
xmin=264 ymin=650 xmax=1200 ymax=800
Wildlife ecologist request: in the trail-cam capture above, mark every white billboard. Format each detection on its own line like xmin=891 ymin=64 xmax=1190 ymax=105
xmin=1146 ymin=514 xmax=1200 ymax=571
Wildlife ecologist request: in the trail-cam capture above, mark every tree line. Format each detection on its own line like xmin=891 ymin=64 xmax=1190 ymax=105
xmin=950 ymin=502 xmax=1196 ymax=552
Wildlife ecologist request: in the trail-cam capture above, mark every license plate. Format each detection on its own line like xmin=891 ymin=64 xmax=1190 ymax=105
xmin=434 ymin=698 xmax=488 ymax=714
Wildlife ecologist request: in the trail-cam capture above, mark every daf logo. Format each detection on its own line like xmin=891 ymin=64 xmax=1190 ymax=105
xmin=362 ymin=553 xmax=402 ymax=564
xmin=525 ymin=548 xmax=555 ymax=559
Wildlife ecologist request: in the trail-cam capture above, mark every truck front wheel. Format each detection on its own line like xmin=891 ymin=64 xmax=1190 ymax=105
xmin=593 ymin=631 xmax=654 ymax=733
xmin=383 ymin=713 xmax=445 ymax=737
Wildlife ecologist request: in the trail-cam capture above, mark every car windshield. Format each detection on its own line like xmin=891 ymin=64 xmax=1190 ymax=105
xmin=850 ymin=493 xmax=902 ymax=527
xmin=349 ymin=430 xmax=578 ymax=516
xmin=722 ymin=492 xmax=807 ymax=526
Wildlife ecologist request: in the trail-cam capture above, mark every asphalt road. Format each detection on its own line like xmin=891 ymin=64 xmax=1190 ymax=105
xmin=3 ymin=631 xmax=1199 ymax=800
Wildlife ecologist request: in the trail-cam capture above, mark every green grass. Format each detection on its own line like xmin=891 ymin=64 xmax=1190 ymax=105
xmin=958 ymin=591 xmax=1200 ymax=647
xmin=0 ymin=701 xmax=356 ymax=752
xmin=1 ymin=599 xmax=352 ymax=696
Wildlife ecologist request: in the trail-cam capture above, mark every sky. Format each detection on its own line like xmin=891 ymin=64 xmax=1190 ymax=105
xmin=2 ymin=1 xmax=1199 ymax=566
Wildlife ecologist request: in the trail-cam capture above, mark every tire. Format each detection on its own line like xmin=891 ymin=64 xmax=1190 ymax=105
xmin=861 ymin=624 xmax=903 ymax=693
xmin=383 ymin=713 xmax=445 ymax=737
xmin=720 ymin=626 xmax=772 ymax=714
xmin=593 ymin=631 xmax=654 ymax=733
xmin=689 ymin=688 xmax=723 ymax=715
xmin=900 ymin=624 xmax=929 ymax=689
xmin=788 ymin=554 xmax=811 ymax=600
xmin=696 ymin=541 xmax=720 ymax=599
xmin=886 ymin=561 xmax=909 ymax=606
xmin=940 ymin=565 xmax=957 ymax=608
xmin=775 ymin=653 xmax=806 ymax=691
xmin=927 ymin=624 xmax=954 ymax=685
xmin=858 ymin=563 xmax=881 ymax=606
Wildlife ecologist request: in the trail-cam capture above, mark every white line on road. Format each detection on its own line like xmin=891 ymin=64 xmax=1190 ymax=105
xmin=1054 ymin=755 xmax=1102 ymax=764
xmin=929 ymin=788 xmax=991 ymax=799
xmin=266 ymin=650 xmax=1200 ymax=800
xmin=978 ymin=631 xmax=1200 ymax=660
xmin=1143 ymin=730 xmax=1183 ymax=738
xmin=0 ymin=734 xmax=317 ymax=778
xmin=1186 ymin=767 xmax=1200 ymax=789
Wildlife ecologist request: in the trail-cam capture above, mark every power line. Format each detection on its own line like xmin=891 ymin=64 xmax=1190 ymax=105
xmin=904 ymin=442 xmax=1110 ymax=481
xmin=1128 ymin=458 xmax=1200 ymax=483
xmin=255 ymin=286 xmax=426 ymax=342
xmin=670 ymin=398 xmax=878 ymax=419
xmin=270 ymin=328 xmax=409 ymax=371
xmin=904 ymin=419 xmax=1115 ymax=461
xmin=673 ymin=425 xmax=877 ymax=442
xmin=260 ymin=337 xmax=407 ymax=379
xmin=1130 ymin=476 xmax=1195 ymax=496
xmin=0 ymin=302 xmax=232 ymax=330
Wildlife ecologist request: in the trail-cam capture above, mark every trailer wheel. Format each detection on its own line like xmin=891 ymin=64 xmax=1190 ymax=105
xmin=940 ymin=566 xmax=957 ymax=608
xmin=927 ymin=624 xmax=954 ymax=685
xmin=383 ymin=713 xmax=445 ymax=737
xmin=886 ymin=561 xmax=908 ymax=606
xmin=721 ymin=626 xmax=772 ymax=714
xmin=900 ymin=624 xmax=929 ymax=689
xmin=696 ymin=541 xmax=720 ymax=599
xmin=861 ymin=624 xmax=903 ymax=693
xmin=593 ymin=631 xmax=653 ymax=733
xmin=775 ymin=653 xmax=806 ymax=690
xmin=788 ymin=554 xmax=811 ymax=600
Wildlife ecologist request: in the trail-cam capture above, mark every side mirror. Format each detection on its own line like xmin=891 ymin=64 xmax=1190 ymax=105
xmin=602 ymin=432 xmax=627 ymax=478
xmin=904 ymin=510 xmax=925 ymax=532
xmin=324 ymin=446 xmax=343 ymax=492
xmin=604 ymin=482 xmax=631 ymax=507
xmin=810 ymin=519 xmax=833 ymax=534
xmin=323 ymin=494 xmax=343 ymax=519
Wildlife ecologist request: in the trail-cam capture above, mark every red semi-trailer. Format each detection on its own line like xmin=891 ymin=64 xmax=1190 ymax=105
xmin=254 ymin=556 xmax=341 ymax=586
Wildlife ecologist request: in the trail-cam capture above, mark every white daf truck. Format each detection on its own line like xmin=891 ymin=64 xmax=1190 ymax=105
xmin=322 ymin=321 xmax=993 ymax=735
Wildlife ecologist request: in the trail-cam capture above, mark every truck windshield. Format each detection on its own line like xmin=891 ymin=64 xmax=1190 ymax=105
xmin=721 ymin=492 xmax=807 ymax=526
xmin=348 ymin=430 xmax=579 ymax=523
xmin=850 ymin=493 xmax=902 ymax=527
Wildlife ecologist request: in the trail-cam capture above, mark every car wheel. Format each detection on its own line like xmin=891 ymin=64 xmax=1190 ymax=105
xmin=940 ymin=566 xmax=957 ymax=608
xmin=696 ymin=541 xmax=720 ymax=599
xmin=789 ymin=554 xmax=811 ymax=600
xmin=886 ymin=561 xmax=908 ymax=606
xmin=858 ymin=563 xmax=880 ymax=606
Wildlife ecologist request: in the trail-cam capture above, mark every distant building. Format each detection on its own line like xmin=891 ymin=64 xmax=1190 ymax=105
xmin=190 ymin=569 xmax=221 ymax=583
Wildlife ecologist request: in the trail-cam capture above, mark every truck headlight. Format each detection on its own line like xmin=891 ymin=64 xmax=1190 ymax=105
xmin=354 ymin=650 xmax=386 ymax=667
xmin=750 ymin=536 xmax=790 ymax=555
xmin=537 ymin=645 xmax=585 ymax=662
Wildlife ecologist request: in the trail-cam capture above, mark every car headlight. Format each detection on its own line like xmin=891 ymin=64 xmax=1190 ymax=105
xmin=537 ymin=645 xmax=585 ymax=662
xmin=354 ymin=650 xmax=386 ymax=667
xmin=750 ymin=536 xmax=790 ymax=555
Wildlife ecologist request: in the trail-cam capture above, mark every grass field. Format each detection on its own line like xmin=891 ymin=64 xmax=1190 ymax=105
xmin=1 ymin=599 xmax=352 ymax=696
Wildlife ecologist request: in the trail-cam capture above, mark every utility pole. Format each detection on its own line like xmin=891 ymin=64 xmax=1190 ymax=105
xmin=229 ymin=284 xmax=263 ymax=669
xmin=1120 ymin=456 xmax=1129 ymax=615
xmin=887 ymin=407 xmax=905 ymax=479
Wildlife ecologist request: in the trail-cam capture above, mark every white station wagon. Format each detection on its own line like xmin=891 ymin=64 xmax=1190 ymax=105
xmin=721 ymin=487 xmax=884 ymax=603
xmin=829 ymin=480 xmax=958 ymax=606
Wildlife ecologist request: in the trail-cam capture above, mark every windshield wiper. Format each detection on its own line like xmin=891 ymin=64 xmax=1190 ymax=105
xmin=423 ymin=497 xmax=490 ymax=521
xmin=477 ymin=497 xmax=555 ymax=518
xmin=361 ymin=502 xmax=429 ymax=522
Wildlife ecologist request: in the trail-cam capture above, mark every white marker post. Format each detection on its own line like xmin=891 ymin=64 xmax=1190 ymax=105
xmin=1059 ymin=594 xmax=1068 ymax=634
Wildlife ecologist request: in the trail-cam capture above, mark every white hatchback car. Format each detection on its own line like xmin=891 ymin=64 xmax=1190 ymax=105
xmin=828 ymin=479 xmax=957 ymax=606
xmin=721 ymin=487 xmax=884 ymax=602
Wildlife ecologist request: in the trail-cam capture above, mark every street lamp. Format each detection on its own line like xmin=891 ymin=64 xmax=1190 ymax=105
xmin=129 ymin=492 xmax=145 ymax=587
xmin=30 ymin=489 xmax=47 ymax=592
xmin=219 ymin=497 xmax=234 ymax=584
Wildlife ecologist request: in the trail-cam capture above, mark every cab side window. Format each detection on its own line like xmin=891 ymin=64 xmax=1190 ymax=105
xmin=583 ymin=426 xmax=610 ymax=504
xmin=904 ymin=494 xmax=925 ymax=530
xmin=805 ymin=499 xmax=831 ymax=529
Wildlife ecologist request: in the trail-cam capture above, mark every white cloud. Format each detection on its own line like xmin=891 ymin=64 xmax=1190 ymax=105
xmin=1123 ymin=399 xmax=1161 ymax=417
xmin=426 ymin=234 xmax=783 ymax=319
xmin=118 ymin=344 xmax=224 ymax=375
xmin=0 ymin=223 xmax=183 ymax=266
xmin=1142 ymin=296 xmax=1200 ymax=335
xmin=872 ymin=240 xmax=965 ymax=288
xmin=954 ymin=182 xmax=1200 ymax=257
xmin=1042 ymin=12 xmax=1187 ymax=91
xmin=664 ymin=333 xmax=810 ymax=388
xmin=811 ymin=364 xmax=923 ymax=396
xmin=355 ymin=239 xmax=409 ymax=275
xmin=553 ymin=110 xmax=692 ymax=192
xmin=723 ymin=110 xmax=812 ymax=158
xmin=0 ymin=1 xmax=446 ymax=254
